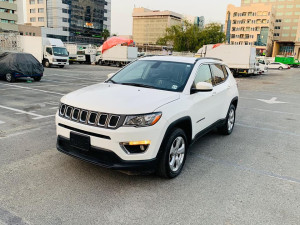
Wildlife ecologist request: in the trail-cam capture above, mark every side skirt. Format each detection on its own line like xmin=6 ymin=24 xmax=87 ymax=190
xmin=190 ymin=119 xmax=226 ymax=147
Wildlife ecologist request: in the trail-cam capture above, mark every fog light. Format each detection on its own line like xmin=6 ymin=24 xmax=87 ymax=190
xmin=120 ymin=141 xmax=151 ymax=154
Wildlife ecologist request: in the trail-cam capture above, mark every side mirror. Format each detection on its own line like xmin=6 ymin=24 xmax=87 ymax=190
xmin=107 ymin=73 xmax=115 ymax=79
xmin=192 ymin=82 xmax=213 ymax=93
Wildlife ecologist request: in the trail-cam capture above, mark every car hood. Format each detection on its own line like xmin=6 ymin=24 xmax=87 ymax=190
xmin=61 ymin=83 xmax=180 ymax=114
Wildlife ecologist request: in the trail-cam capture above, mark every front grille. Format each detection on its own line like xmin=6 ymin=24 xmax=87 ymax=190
xmin=57 ymin=59 xmax=67 ymax=62
xmin=59 ymin=104 xmax=124 ymax=129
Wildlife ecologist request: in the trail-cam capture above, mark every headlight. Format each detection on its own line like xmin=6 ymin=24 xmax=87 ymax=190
xmin=53 ymin=59 xmax=57 ymax=62
xmin=123 ymin=112 xmax=162 ymax=127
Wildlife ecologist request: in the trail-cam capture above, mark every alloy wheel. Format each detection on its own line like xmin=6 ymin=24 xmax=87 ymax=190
xmin=228 ymin=108 xmax=235 ymax=132
xmin=169 ymin=136 xmax=185 ymax=172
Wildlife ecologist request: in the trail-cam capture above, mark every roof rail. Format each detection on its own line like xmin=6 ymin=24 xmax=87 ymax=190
xmin=195 ymin=57 xmax=223 ymax=62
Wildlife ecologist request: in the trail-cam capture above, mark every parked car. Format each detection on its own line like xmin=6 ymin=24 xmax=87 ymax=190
xmin=0 ymin=52 xmax=44 ymax=82
xmin=56 ymin=56 xmax=239 ymax=178
xmin=267 ymin=62 xmax=290 ymax=70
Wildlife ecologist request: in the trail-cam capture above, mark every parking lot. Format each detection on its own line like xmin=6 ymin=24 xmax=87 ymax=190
xmin=0 ymin=64 xmax=299 ymax=225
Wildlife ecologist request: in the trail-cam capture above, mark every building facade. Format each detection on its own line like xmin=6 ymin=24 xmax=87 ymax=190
xmin=17 ymin=0 xmax=111 ymax=44
xmin=132 ymin=8 xmax=182 ymax=46
xmin=225 ymin=4 xmax=275 ymax=56
xmin=241 ymin=0 xmax=300 ymax=58
xmin=0 ymin=0 xmax=18 ymax=32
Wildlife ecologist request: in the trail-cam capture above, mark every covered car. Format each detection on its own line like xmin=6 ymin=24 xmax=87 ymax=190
xmin=0 ymin=52 xmax=44 ymax=82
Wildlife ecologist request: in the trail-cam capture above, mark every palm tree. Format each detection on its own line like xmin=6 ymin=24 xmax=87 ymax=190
xmin=102 ymin=29 xmax=110 ymax=41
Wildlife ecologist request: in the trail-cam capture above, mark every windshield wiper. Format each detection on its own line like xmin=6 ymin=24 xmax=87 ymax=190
xmin=105 ymin=79 xmax=117 ymax=84
xmin=119 ymin=83 xmax=155 ymax=89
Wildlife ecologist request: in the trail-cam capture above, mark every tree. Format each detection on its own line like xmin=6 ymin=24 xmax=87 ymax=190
xmin=101 ymin=29 xmax=110 ymax=41
xmin=156 ymin=22 xmax=225 ymax=52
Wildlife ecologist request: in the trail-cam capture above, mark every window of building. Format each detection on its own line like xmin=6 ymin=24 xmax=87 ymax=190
xmin=62 ymin=8 xmax=68 ymax=13
xmin=274 ymin=33 xmax=280 ymax=37
xmin=38 ymin=17 xmax=44 ymax=22
xmin=30 ymin=17 xmax=36 ymax=22
xmin=62 ymin=18 xmax=68 ymax=22
xmin=30 ymin=0 xmax=35 ymax=4
xmin=63 ymin=27 xmax=68 ymax=31
xmin=37 ymin=0 xmax=43 ymax=4
xmin=275 ymin=26 xmax=281 ymax=29
xmin=38 ymin=8 xmax=44 ymax=13
xmin=30 ymin=9 xmax=36 ymax=13
xmin=275 ymin=19 xmax=282 ymax=23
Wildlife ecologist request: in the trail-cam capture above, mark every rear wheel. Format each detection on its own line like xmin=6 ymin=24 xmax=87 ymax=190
xmin=157 ymin=128 xmax=187 ymax=178
xmin=33 ymin=77 xmax=42 ymax=82
xmin=219 ymin=104 xmax=236 ymax=135
xmin=278 ymin=66 xmax=283 ymax=70
xmin=5 ymin=73 xmax=15 ymax=83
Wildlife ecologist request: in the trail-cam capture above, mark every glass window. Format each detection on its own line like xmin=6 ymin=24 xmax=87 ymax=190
xmin=38 ymin=8 xmax=44 ymax=13
xmin=210 ymin=64 xmax=226 ymax=85
xmin=46 ymin=47 xmax=52 ymax=55
xmin=193 ymin=65 xmax=213 ymax=87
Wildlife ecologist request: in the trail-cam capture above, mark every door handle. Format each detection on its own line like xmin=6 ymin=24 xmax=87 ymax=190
xmin=227 ymin=85 xmax=231 ymax=89
xmin=212 ymin=91 xmax=217 ymax=96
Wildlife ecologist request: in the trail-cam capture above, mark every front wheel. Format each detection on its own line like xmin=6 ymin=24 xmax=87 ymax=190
xmin=33 ymin=77 xmax=42 ymax=82
xmin=59 ymin=65 xmax=64 ymax=68
xmin=219 ymin=104 xmax=236 ymax=135
xmin=5 ymin=73 xmax=15 ymax=83
xmin=43 ymin=60 xmax=51 ymax=68
xmin=157 ymin=128 xmax=188 ymax=178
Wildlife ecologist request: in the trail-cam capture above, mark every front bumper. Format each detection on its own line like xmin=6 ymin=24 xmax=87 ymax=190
xmin=52 ymin=62 xmax=69 ymax=66
xmin=56 ymin=113 xmax=167 ymax=162
xmin=57 ymin=136 xmax=157 ymax=171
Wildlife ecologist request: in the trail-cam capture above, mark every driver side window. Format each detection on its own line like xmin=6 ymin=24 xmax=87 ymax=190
xmin=193 ymin=64 xmax=213 ymax=87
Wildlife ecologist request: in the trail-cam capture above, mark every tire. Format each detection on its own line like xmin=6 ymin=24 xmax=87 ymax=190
xmin=33 ymin=77 xmax=42 ymax=82
xmin=59 ymin=65 xmax=64 ymax=68
xmin=157 ymin=128 xmax=188 ymax=178
xmin=43 ymin=60 xmax=51 ymax=68
xmin=278 ymin=66 xmax=283 ymax=70
xmin=219 ymin=104 xmax=236 ymax=135
xmin=5 ymin=73 xmax=15 ymax=83
xmin=98 ymin=60 xmax=102 ymax=65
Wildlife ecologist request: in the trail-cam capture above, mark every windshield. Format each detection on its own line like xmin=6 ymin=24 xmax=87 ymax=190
xmin=109 ymin=60 xmax=194 ymax=92
xmin=53 ymin=47 xmax=68 ymax=57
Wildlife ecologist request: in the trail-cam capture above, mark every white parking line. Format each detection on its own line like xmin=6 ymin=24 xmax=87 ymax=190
xmin=239 ymin=107 xmax=300 ymax=116
xmin=0 ymin=120 xmax=5 ymax=125
xmin=0 ymin=104 xmax=55 ymax=120
xmin=45 ymin=73 xmax=106 ymax=82
xmin=1 ymin=84 xmax=64 ymax=96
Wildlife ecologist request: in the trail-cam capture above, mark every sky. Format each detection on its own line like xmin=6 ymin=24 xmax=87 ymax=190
xmin=111 ymin=0 xmax=241 ymax=35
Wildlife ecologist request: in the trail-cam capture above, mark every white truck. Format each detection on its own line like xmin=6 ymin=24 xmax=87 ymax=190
xmin=65 ymin=43 xmax=86 ymax=64
xmin=196 ymin=44 xmax=256 ymax=76
xmin=97 ymin=45 xmax=138 ymax=67
xmin=19 ymin=36 xmax=69 ymax=68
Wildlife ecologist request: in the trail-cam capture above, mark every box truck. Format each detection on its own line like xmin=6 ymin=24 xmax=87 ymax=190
xmin=196 ymin=44 xmax=256 ymax=76
xmin=19 ymin=36 xmax=69 ymax=68
xmin=97 ymin=45 xmax=138 ymax=67
xmin=65 ymin=43 xmax=86 ymax=64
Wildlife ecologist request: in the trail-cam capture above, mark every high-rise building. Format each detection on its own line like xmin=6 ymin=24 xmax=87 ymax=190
xmin=132 ymin=7 xmax=182 ymax=46
xmin=17 ymin=0 xmax=111 ymax=44
xmin=225 ymin=4 xmax=275 ymax=56
xmin=0 ymin=0 xmax=18 ymax=32
xmin=241 ymin=0 xmax=300 ymax=58
xmin=184 ymin=15 xmax=205 ymax=29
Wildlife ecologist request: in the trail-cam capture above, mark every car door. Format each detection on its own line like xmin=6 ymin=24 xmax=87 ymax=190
xmin=189 ymin=64 xmax=216 ymax=135
xmin=210 ymin=64 xmax=231 ymax=120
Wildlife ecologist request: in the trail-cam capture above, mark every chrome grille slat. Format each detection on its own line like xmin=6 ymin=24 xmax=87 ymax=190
xmin=60 ymin=104 xmax=121 ymax=129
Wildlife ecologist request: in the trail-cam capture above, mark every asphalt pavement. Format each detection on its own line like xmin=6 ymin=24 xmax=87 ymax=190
xmin=0 ymin=64 xmax=299 ymax=225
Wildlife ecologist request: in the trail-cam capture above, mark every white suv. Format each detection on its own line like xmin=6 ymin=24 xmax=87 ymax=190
xmin=56 ymin=56 xmax=239 ymax=178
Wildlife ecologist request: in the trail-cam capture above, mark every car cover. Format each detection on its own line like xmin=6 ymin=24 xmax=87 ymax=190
xmin=0 ymin=52 xmax=44 ymax=76
xmin=102 ymin=37 xmax=134 ymax=53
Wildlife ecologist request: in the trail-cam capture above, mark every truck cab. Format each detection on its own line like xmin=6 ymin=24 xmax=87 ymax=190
xmin=43 ymin=45 xmax=69 ymax=68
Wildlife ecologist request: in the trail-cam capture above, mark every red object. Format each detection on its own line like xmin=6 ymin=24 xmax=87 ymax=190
xmin=102 ymin=37 xmax=134 ymax=53
xmin=212 ymin=43 xmax=222 ymax=49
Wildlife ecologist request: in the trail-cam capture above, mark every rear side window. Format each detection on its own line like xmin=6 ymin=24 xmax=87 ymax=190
xmin=210 ymin=64 xmax=226 ymax=85
xmin=222 ymin=65 xmax=228 ymax=78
